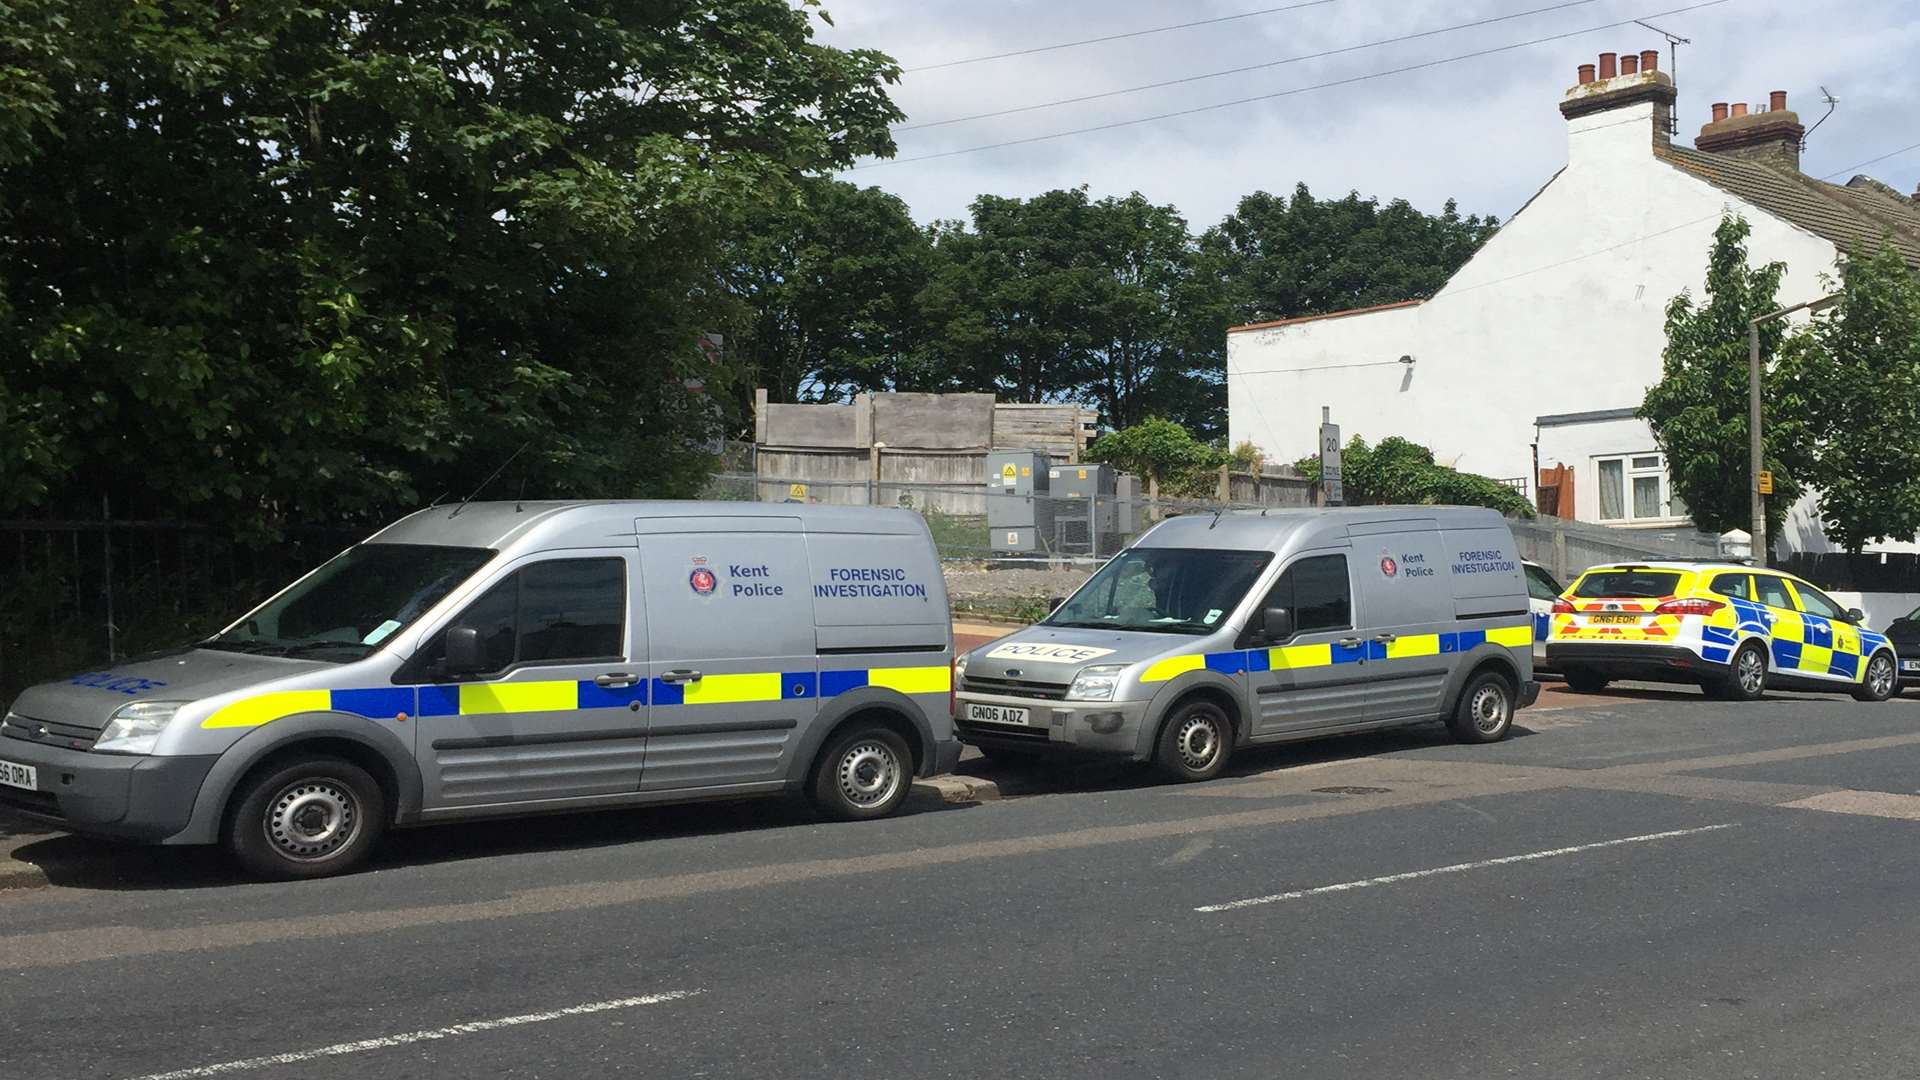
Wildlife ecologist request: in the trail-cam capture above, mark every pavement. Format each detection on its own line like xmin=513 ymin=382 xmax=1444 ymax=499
xmin=6 ymin=681 xmax=1920 ymax=1077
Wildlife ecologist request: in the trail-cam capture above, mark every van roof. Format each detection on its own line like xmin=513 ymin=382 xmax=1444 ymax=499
xmin=1135 ymin=505 xmax=1510 ymax=552
xmin=367 ymin=500 xmax=932 ymax=551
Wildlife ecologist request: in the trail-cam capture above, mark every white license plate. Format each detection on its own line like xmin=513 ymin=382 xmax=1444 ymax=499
xmin=0 ymin=759 xmax=37 ymax=791
xmin=1588 ymin=614 xmax=1642 ymax=624
xmin=967 ymin=703 xmax=1030 ymax=726
xmin=1904 ymin=660 xmax=1920 ymax=673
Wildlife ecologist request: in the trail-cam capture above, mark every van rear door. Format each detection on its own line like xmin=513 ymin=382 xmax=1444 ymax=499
xmin=636 ymin=518 xmax=818 ymax=791
xmin=1349 ymin=520 xmax=1454 ymax=719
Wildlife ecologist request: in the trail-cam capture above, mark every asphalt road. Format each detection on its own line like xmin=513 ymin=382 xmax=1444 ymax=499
xmin=6 ymin=687 xmax=1920 ymax=1079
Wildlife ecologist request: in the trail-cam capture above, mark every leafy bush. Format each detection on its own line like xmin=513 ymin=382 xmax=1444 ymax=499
xmin=1086 ymin=417 xmax=1227 ymax=498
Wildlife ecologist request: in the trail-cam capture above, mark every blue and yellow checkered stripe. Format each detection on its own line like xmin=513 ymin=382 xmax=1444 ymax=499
xmin=1140 ymin=625 xmax=1532 ymax=683
xmin=1698 ymin=597 xmax=1887 ymax=681
xmin=200 ymin=664 xmax=952 ymax=729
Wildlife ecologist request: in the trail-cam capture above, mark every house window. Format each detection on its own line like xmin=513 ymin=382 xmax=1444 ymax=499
xmin=1595 ymin=453 xmax=1681 ymax=522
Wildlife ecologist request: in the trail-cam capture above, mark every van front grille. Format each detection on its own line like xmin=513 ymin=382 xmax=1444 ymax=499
xmin=962 ymin=676 xmax=1070 ymax=700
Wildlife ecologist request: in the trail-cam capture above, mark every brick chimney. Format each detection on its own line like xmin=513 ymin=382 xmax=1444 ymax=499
xmin=1560 ymin=49 xmax=1677 ymax=153
xmin=1696 ymin=90 xmax=1804 ymax=172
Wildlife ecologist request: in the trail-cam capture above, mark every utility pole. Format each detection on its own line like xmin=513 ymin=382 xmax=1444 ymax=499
xmin=1747 ymin=293 xmax=1838 ymax=566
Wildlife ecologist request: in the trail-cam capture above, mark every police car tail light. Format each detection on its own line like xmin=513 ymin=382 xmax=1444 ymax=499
xmin=1551 ymin=598 xmax=1577 ymax=615
xmin=1654 ymin=598 xmax=1724 ymax=617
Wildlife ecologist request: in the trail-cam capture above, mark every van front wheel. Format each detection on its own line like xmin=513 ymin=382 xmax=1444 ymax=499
xmin=225 ymin=758 xmax=386 ymax=880
xmin=1152 ymin=701 xmax=1233 ymax=783
xmin=811 ymin=725 xmax=913 ymax=821
xmin=1448 ymin=672 xmax=1514 ymax=744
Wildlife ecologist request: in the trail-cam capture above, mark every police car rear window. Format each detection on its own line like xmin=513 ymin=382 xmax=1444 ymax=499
xmin=1571 ymin=571 xmax=1682 ymax=599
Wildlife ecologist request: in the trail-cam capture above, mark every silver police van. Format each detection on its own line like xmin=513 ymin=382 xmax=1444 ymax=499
xmin=955 ymin=506 xmax=1539 ymax=780
xmin=0 ymin=502 xmax=958 ymax=878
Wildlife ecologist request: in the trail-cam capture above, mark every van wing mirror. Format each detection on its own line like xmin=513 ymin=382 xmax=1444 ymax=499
xmin=1048 ymin=596 xmax=1066 ymax=613
xmin=444 ymin=626 xmax=488 ymax=674
xmin=1263 ymin=607 xmax=1294 ymax=642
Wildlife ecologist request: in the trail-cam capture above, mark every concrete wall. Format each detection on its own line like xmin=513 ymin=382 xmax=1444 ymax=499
xmin=1227 ymin=95 xmax=1841 ymax=496
xmin=1828 ymin=592 xmax=1920 ymax=630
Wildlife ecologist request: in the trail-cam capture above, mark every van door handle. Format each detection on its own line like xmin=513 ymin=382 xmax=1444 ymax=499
xmin=594 ymin=672 xmax=640 ymax=688
xmin=1336 ymin=637 xmax=1364 ymax=649
xmin=1373 ymin=633 xmax=1397 ymax=644
xmin=660 ymin=669 xmax=703 ymax=684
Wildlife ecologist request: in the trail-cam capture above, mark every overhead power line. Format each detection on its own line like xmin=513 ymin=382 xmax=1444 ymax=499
xmin=903 ymin=0 xmax=1339 ymax=73
xmin=1822 ymin=140 xmax=1920 ymax=179
xmin=898 ymin=0 xmax=1605 ymax=132
xmin=856 ymin=0 xmax=1733 ymax=170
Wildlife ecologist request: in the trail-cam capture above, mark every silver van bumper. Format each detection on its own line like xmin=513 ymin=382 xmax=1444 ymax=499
xmin=954 ymin=692 xmax=1152 ymax=757
xmin=0 ymin=737 xmax=217 ymax=842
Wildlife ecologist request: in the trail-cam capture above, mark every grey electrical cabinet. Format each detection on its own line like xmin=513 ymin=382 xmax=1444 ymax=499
xmin=987 ymin=449 xmax=1054 ymax=553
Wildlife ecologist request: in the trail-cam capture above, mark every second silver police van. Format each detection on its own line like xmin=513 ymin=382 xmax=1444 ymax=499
xmin=0 ymin=502 xmax=958 ymax=878
xmin=955 ymin=506 xmax=1539 ymax=780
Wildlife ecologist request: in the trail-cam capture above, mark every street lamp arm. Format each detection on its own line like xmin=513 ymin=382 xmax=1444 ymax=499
xmin=1745 ymin=291 xmax=1838 ymax=567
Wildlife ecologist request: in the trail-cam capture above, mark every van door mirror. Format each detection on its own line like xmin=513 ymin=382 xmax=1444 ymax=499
xmin=444 ymin=626 xmax=488 ymax=675
xmin=1847 ymin=607 xmax=1867 ymax=624
xmin=1048 ymin=596 xmax=1066 ymax=613
xmin=1263 ymin=607 xmax=1294 ymax=642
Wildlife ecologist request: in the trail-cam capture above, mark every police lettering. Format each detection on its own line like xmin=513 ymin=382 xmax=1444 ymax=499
xmin=815 ymin=567 xmax=929 ymax=600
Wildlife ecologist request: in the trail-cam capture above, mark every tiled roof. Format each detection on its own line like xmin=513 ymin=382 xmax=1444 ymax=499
xmin=1657 ymin=145 xmax=1920 ymax=269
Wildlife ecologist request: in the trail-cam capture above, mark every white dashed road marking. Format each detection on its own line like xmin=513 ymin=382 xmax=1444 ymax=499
xmin=126 ymin=990 xmax=703 ymax=1080
xmin=1195 ymin=824 xmax=1737 ymax=912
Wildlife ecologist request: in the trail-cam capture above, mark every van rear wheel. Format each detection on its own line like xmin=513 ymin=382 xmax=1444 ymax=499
xmin=225 ymin=758 xmax=386 ymax=881
xmin=810 ymin=725 xmax=913 ymax=821
xmin=1448 ymin=671 xmax=1514 ymax=744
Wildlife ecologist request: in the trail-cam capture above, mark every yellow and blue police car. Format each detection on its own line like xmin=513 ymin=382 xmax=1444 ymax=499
xmin=1546 ymin=561 xmax=1899 ymax=701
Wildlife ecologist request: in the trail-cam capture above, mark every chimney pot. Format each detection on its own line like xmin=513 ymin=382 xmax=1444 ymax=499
xmin=1711 ymin=102 xmax=1729 ymax=122
xmin=1620 ymin=53 xmax=1639 ymax=75
xmin=1769 ymin=90 xmax=1787 ymax=112
xmin=1640 ymin=50 xmax=1659 ymax=72
xmin=1598 ymin=52 xmax=1617 ymax=79
xmin=1731 ymin=102 xmax=1748 ymax=117
xmin=1578 ymin=63 xmax=1596 ymax=83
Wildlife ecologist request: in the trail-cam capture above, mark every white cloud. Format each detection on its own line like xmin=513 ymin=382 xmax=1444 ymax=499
xmin=817 ymin=0 xmax=1920 ymax=228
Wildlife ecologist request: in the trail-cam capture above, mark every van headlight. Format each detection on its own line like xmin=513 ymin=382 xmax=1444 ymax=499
xmin=95 ymin=700 xmax=186 ymax=755
xmin=1068 ymin=665 xmax=1125 ymax=702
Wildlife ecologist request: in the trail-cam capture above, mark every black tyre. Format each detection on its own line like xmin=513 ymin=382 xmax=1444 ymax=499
xmin=1152 ymin=700 xmax=1233 ymax=783
xmin=810 ymin=724 xmax=914 ymax=821
xmin=225 ymin=758 xmax=386 ymax=881
xmin=1718 ymin=641 xmax=1768 ymax=702
xmin=1854 ymin=651 xmax=1898 ymax=702
xmin=1447 ymin=670 xmax=1515 ymax=743
xmin=1564 ymin=670 xmax=1610 ymax=693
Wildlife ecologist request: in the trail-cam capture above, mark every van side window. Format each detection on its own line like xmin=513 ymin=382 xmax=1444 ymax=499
xmin=1709 ymin=573 xmax=1751 ymax=600
xmin=423 ymin=558 xmax=626 ymax=673
xmin=1259 ymin=555 xmax=1351 ymax=636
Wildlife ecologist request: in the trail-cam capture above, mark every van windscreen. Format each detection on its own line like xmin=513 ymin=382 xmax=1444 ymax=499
xmin=1571 ymin=570 xmax=1683 ymax=599
xmin=1045 ymin=547 xmax=1272 ymax=635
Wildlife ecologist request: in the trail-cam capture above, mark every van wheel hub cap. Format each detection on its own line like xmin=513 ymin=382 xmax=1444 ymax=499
xmin=1176 ymin=717 xmax=1220 ymax=770
xmin=838 ymin=743 xmax=901 ymax=807
xmin=266 ymin=780 xmax=358 ymax=861
xmin=1471 ymin=685 xmax=1509 ymax=734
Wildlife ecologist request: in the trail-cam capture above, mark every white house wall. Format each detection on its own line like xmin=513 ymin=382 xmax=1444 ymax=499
xmin=1226 ymin=98 xmax=1843 ymax=487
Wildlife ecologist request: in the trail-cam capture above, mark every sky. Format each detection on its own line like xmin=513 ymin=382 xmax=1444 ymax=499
xmin=816 ymin=0 xmax=1920 ymax=230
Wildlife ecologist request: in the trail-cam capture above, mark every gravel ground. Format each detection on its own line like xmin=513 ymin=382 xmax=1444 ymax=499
xmin=942 ymin=561 xmax=1092 ymax=619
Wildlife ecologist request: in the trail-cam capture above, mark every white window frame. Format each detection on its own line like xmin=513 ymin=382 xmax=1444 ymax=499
xmin=1593 ymin=451 xmax=1685 ymax=523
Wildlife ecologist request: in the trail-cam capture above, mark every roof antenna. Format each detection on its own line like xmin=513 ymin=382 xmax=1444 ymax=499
xmin=515 ymin=474 xmax=528 ymax=513
xmin=1635 ymin=19 xmax=1690 ymax=136
xmin=1801 ymin=86 xmax=1838 ymax=152
xmin=449 ymin=441 xmax=530 ymax=519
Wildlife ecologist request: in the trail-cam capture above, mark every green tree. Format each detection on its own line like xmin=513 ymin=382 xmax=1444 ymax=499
xmin=1195 ymin=184 xmax=1498 ymax=325
xmin=1776 ymin=241 xmax=1920 ymax=552
xmin=1294 ymin=436 xmax=1533 ymax=517
xmin=1640 ymin=216 xmax=1799 ymax=538
xmin=1086 ymin=417 xmax=1228 ymax=498
xmin=0 ymin=0 xmax=900 ymax=529
xmin=720 ymin=179 xmax=936 ymax=407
